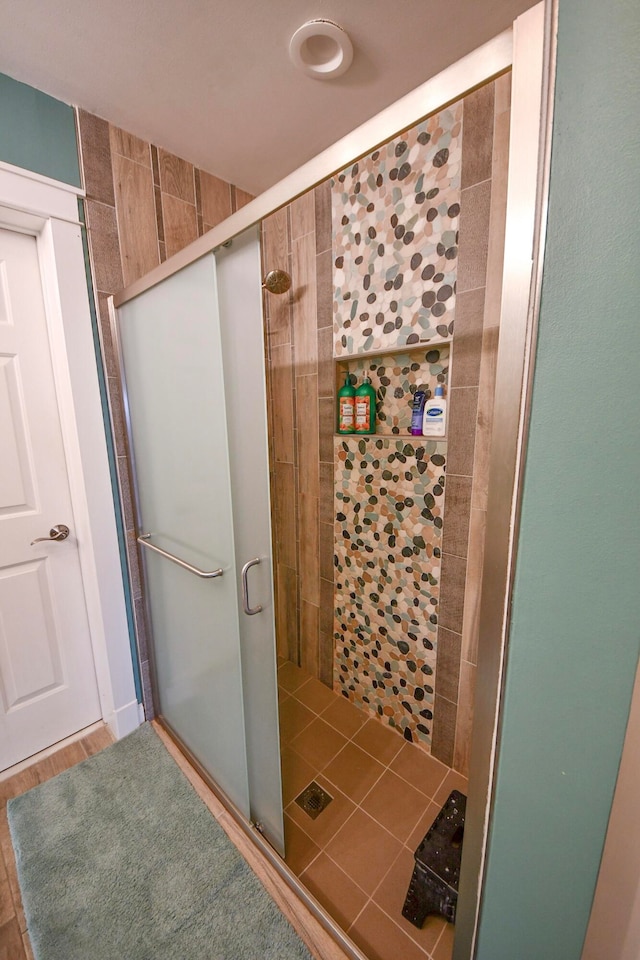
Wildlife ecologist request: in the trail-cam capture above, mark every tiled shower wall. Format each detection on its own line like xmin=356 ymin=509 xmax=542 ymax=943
xmin=265 ymin=75 xmax=510 ymax=775
xmin=334 ymin=79 xmax=510 ymax=770
xmin=76 ymin=110 xmax=253 ymax=717
xmin=80 ymin=75 xmax=509 ymax=771
xmin=262 ymin=188 xmax=335 ymax=684
xmin=333 ymin=78 xmax=511 ymax=771
xmin=332 ymin=101 xmax=462 ymax=354
xmin=436 ymin=77 xmax=511 ymax=771
xmin=331 ymin=100 xmax=461 ymax=753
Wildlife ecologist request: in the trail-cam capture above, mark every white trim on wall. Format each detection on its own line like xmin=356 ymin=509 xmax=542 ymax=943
xmin=0 ymin=162 xmax=84 ymax=224
xmin=0 ymin=159 xmax=85 ymax=197
xmin=0 ymin=163 xmax=140 ymax=741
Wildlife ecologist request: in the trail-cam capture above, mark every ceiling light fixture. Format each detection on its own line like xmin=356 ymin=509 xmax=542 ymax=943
xmin=289 ymin=20 xmax=354 ymax=80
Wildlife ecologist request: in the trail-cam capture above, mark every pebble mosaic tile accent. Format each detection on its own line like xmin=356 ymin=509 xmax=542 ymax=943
xmin=334 ymin=437 xmax=446 ymax=747
xmin=332 ymin=102 xmax=462 ymax=356
xmin=339 ymin=344 xmax=450 ymax=435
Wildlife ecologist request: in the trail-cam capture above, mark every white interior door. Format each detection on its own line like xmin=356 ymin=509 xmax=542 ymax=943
xmin=0 ymin=225 xmax=101 ymax=771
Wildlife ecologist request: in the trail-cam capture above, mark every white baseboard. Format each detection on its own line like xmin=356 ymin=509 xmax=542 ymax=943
xmin=105 ymin=699 xmax=143 ymax=739
xmin=0 ymin=721 xmax=106 ymax=781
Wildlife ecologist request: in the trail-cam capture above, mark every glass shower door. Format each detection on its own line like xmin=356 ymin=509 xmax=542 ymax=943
xmin=116 ymin=232 xmax=283 ymax=852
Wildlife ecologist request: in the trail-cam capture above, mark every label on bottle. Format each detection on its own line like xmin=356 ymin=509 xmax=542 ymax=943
xmin=339 ymin=397 xmax=355 ymax=432
xmin=355 ymin=400 xmax=370 ymax=431
xmin=422 ymin=399 xmax=446 ymax=437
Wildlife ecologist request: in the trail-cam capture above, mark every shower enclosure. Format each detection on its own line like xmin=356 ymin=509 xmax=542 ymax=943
xmin=108 ymin=6 xmax=549 ymax=958
xmin=113 ymin=227 xmax=284 ymax=853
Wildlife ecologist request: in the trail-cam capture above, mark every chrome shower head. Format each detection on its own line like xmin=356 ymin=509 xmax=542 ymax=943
xmin=262 ymin=269 xmax=292 ymax=295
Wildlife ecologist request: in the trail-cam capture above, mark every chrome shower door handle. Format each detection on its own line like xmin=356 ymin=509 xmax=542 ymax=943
xmin=241 ymin=557 xmax=263 ymax=616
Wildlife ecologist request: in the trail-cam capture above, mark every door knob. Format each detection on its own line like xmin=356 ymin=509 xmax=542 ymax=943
xmin=31 ymin=524 xmax=70 ymax=545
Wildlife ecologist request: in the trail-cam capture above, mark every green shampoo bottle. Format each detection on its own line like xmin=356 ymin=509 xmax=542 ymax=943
xmin=337 ymin=373 xmax=356 ymax=434
xmin=354 ymin=376 xmax=377 ymax=434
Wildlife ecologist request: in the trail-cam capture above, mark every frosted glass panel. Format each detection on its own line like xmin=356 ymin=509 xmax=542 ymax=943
xmin=117 ymin=255 xmax=250 ymax=818
xmin=215 ymin=229 xmax=284 ymax=854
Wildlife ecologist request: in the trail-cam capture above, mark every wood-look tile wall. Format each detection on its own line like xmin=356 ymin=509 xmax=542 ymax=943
xmin=264 ymin=76 xmax=511 ymax=755
xmin=78 ymin=76 xmax=508 ymax=763
xmin=431 ymin=75 xmax=511 ymax=774
xmin=76 ymin=109 xmax=253 ymax=718
xmin=262 ymin=184 xmax=334 ymax=686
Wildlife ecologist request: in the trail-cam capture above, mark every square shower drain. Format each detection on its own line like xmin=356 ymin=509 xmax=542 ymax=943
xmin=295 ymin=781 xmax=333 ymax=819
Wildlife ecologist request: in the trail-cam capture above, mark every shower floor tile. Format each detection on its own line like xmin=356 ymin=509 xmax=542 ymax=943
xmin=280 ymin=746 xmax=317 ymax=806
xmin=293 ymin=677 xmax=338 ymax=714
xmin=360 ymin=769 xmax=432 ymax=844
xmin=389 ymin=743 xmax=450 ymax=798
xmin=352 ymin=717 xmax=406 ymax=766
xmin=348 ymin=901 xmax=441 ymax=960
xmin=278 ymin=661 xmax=466 ymax=960
xmin=324 ymin=808 xmax=404 ymax=897
xmin=278 ymin=660 xmax=314 ymax=694
xmin=301 ymin=853 xmax=369 ymax=931
xmin=321 ymin=741 xmax=386 ymax=804
xmin=289 ymin=716 xmax=349 ymax=769
xmin=279 ymin=696 xmax=316 ymax=743
xmin=283 ymin=813 xmax=322 ymax=874
xmin=321 ymin=695 xmax=368 ymax=739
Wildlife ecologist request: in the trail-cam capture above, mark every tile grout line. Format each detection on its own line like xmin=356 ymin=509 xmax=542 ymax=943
xmin=283 ymin=674 xmax=451 ymax=783
xmin=282 ymin=692 xmax=451 ymax=838
xmin=291 ymin=228 xmax=317 ymax=243
xmin=440 ymin=548 xmax=469 ymax=561
xmin=344 ymin=879 xmax=442 ymax=960
xmin=303 ymin=832 xmax=451 ymax=959
xmin=278 ymin=674 xmax=464 ymax=848
xmin=109 ymin=150 xmax=153 ymax=173
xmin=288 ymin=752 xmax=389 ymax=845
xmin=278 ymin=667 xmax=463 ymax=957
xmin=364 ymin=841 xmax=445 ymax=957
xmin=287 ymin=680 xmax=449 ymax=799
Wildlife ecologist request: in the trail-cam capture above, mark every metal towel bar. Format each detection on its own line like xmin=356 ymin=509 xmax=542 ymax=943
xmin=137 ymin=533 xmax=223 ymax=579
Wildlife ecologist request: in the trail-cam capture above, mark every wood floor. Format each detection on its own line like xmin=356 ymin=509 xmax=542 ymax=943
xmin=0 ymin=725 xmax=114 ymax=959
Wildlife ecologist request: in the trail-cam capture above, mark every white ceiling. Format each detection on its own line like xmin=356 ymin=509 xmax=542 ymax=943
xmin=0 ymin=0 xmax=536 ymax=195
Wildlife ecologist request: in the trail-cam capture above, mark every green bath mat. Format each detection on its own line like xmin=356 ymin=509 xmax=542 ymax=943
xmin=8 ymin=724 xmax=311 ymax=960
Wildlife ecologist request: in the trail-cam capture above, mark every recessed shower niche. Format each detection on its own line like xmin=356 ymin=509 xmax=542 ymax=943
xmin=334 ymin=341 xmax=451 ymax=438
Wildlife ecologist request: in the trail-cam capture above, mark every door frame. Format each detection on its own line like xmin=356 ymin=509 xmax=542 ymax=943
xmin=0 ymin=160 xmax=140 ymax=743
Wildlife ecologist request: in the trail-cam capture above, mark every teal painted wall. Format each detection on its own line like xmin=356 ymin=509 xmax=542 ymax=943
xmin=475 ymin=1 xmax=640 ymax=958
xmin=0 ymin=73 xmax=80 ymax=186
